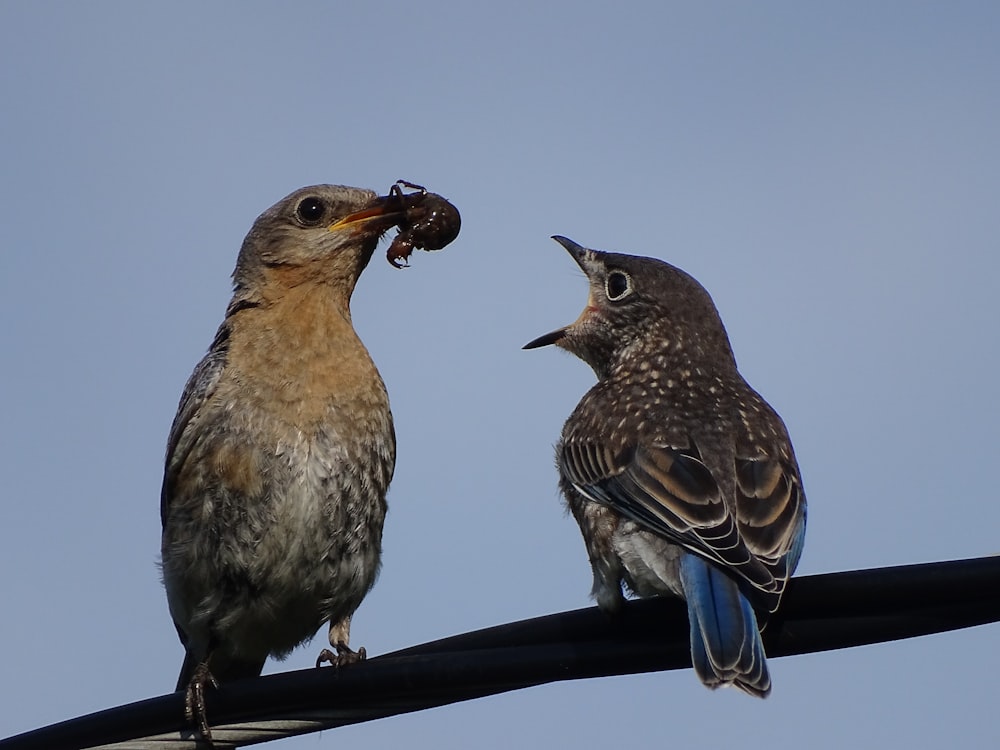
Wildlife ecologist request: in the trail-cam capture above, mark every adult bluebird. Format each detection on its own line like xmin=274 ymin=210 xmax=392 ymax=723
xmin=161 ymin=185 xmax=404 ymax=741
xmin=525 ymin=236 xmax=807 ymax=696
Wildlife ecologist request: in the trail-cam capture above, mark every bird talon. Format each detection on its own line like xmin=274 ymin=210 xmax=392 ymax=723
xmin=184 ymin=662 xmax=218 ymax=745
xmin=316 ymin=641 xmax=367 ymax=668
xmin=315 ymin=648 xmax=336 ymax=668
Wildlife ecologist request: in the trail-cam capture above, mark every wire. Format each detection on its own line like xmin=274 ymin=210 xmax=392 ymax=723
xmin=3 ymin=555 xmax=998 ymax=750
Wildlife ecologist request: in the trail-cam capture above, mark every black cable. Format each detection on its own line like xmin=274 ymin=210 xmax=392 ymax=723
xmin=3 ymin=556 xmax=998 ymax=750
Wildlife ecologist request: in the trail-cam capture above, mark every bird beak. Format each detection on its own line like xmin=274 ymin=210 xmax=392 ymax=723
xmin=523 ymin=327 xmax=567 ymax=349
xmin=328 ymin=195 xmax=407 ymax=234
xmin=550 ymin=235 xmax=590 ymax=267
xmin=523 ymin=236 xmax=593 ymax=350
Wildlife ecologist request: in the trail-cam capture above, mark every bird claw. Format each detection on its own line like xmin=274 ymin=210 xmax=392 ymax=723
xmin=184 ymin=662 xmax=219 ymax=746
xmin=315 ymin=642 xmax=367 ymax=669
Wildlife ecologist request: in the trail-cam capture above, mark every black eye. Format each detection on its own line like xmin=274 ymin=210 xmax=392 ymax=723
xmin=605 ymin=270 xmax=633 ymax=301
xmin=296 ymin=196 xmax=325 ymax=225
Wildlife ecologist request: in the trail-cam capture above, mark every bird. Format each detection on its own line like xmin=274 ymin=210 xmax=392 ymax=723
xmin=524 ymin=236 xmax=807 ymax=696
xmin=160 ymin=184 xmax=403 ymax=742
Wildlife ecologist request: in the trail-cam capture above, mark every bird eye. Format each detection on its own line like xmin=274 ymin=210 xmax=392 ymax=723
xmin=296 ymin=196 xmax=326 ymax=225
xmin=605 ymin=270 xmax=633 ymax=301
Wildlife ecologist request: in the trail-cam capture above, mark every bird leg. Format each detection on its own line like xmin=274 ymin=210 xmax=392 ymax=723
xmin=184 ymin=660 xmax=219 ymax=746
xmin=315 ymin=615 xmax=367 ymax=668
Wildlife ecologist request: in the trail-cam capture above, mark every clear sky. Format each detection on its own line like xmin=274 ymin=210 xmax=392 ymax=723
xmin=2 ymin=3 xmax=998 ymax=748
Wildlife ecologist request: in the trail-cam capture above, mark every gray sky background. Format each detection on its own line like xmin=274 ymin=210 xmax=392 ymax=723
xmin=2 ymin=3 xmax=998 ymax=748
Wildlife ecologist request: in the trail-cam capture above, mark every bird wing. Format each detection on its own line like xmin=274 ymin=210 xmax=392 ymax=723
xmin=160 ymin=326 xmax=229 ymax=527
xmin=560 ymin=439 xmax=804 ymax=613
xmin=734 ymin=453 xmax=807 ymax=590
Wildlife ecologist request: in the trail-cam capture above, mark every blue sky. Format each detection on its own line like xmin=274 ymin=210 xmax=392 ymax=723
xmin=1 ymin=3 xmax=998 ymax=748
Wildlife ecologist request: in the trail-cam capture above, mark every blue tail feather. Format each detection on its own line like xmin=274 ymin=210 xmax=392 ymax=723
xmin=679 ymin=553 xmax=771 ymax=697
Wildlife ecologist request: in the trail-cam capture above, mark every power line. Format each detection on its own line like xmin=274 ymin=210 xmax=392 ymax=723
xmin=3 ymin=555 xmax=998 ymax=750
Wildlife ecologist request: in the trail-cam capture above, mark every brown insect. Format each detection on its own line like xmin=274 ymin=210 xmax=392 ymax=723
xmin=384 ymin=180 xmax=462 ymax=268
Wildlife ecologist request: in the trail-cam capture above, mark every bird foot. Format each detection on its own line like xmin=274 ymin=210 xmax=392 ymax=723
xmin=315 ymin=641 xmax=367 ymax=668
xmin=184 ymin=661 xmax=220 ymax=746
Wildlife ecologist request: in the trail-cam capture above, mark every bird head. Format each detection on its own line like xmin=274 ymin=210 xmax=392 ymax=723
xmin=524 ymin=236 xmax=735 ymax=379
xmin=233 ymin=185 xmax=408 ymax=304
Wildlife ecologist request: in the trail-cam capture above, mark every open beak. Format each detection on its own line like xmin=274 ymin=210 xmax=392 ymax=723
xmin=523 ymin=235 xmax=592 ymax=350
xmin=328 ymin=194 xmax=407 ymax=234
xmin=523 ymin=327 xmax=567 ymax=349
xmin=550 ymin=234 xmax=590 ymax=266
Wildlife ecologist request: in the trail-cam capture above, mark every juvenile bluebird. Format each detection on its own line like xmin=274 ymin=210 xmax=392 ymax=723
xmin=525 ymin=236 xmax=807 ymax=696
xmin=161 ymin=185 xmax=403 ymax=741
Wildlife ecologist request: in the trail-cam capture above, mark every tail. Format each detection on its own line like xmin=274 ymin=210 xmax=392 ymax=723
xmin=679 ymin=554 xmax=771 ymax=697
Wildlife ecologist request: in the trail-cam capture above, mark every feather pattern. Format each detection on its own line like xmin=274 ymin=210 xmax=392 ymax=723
xmin=529 ymin=236 xmax=807 ymax=697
